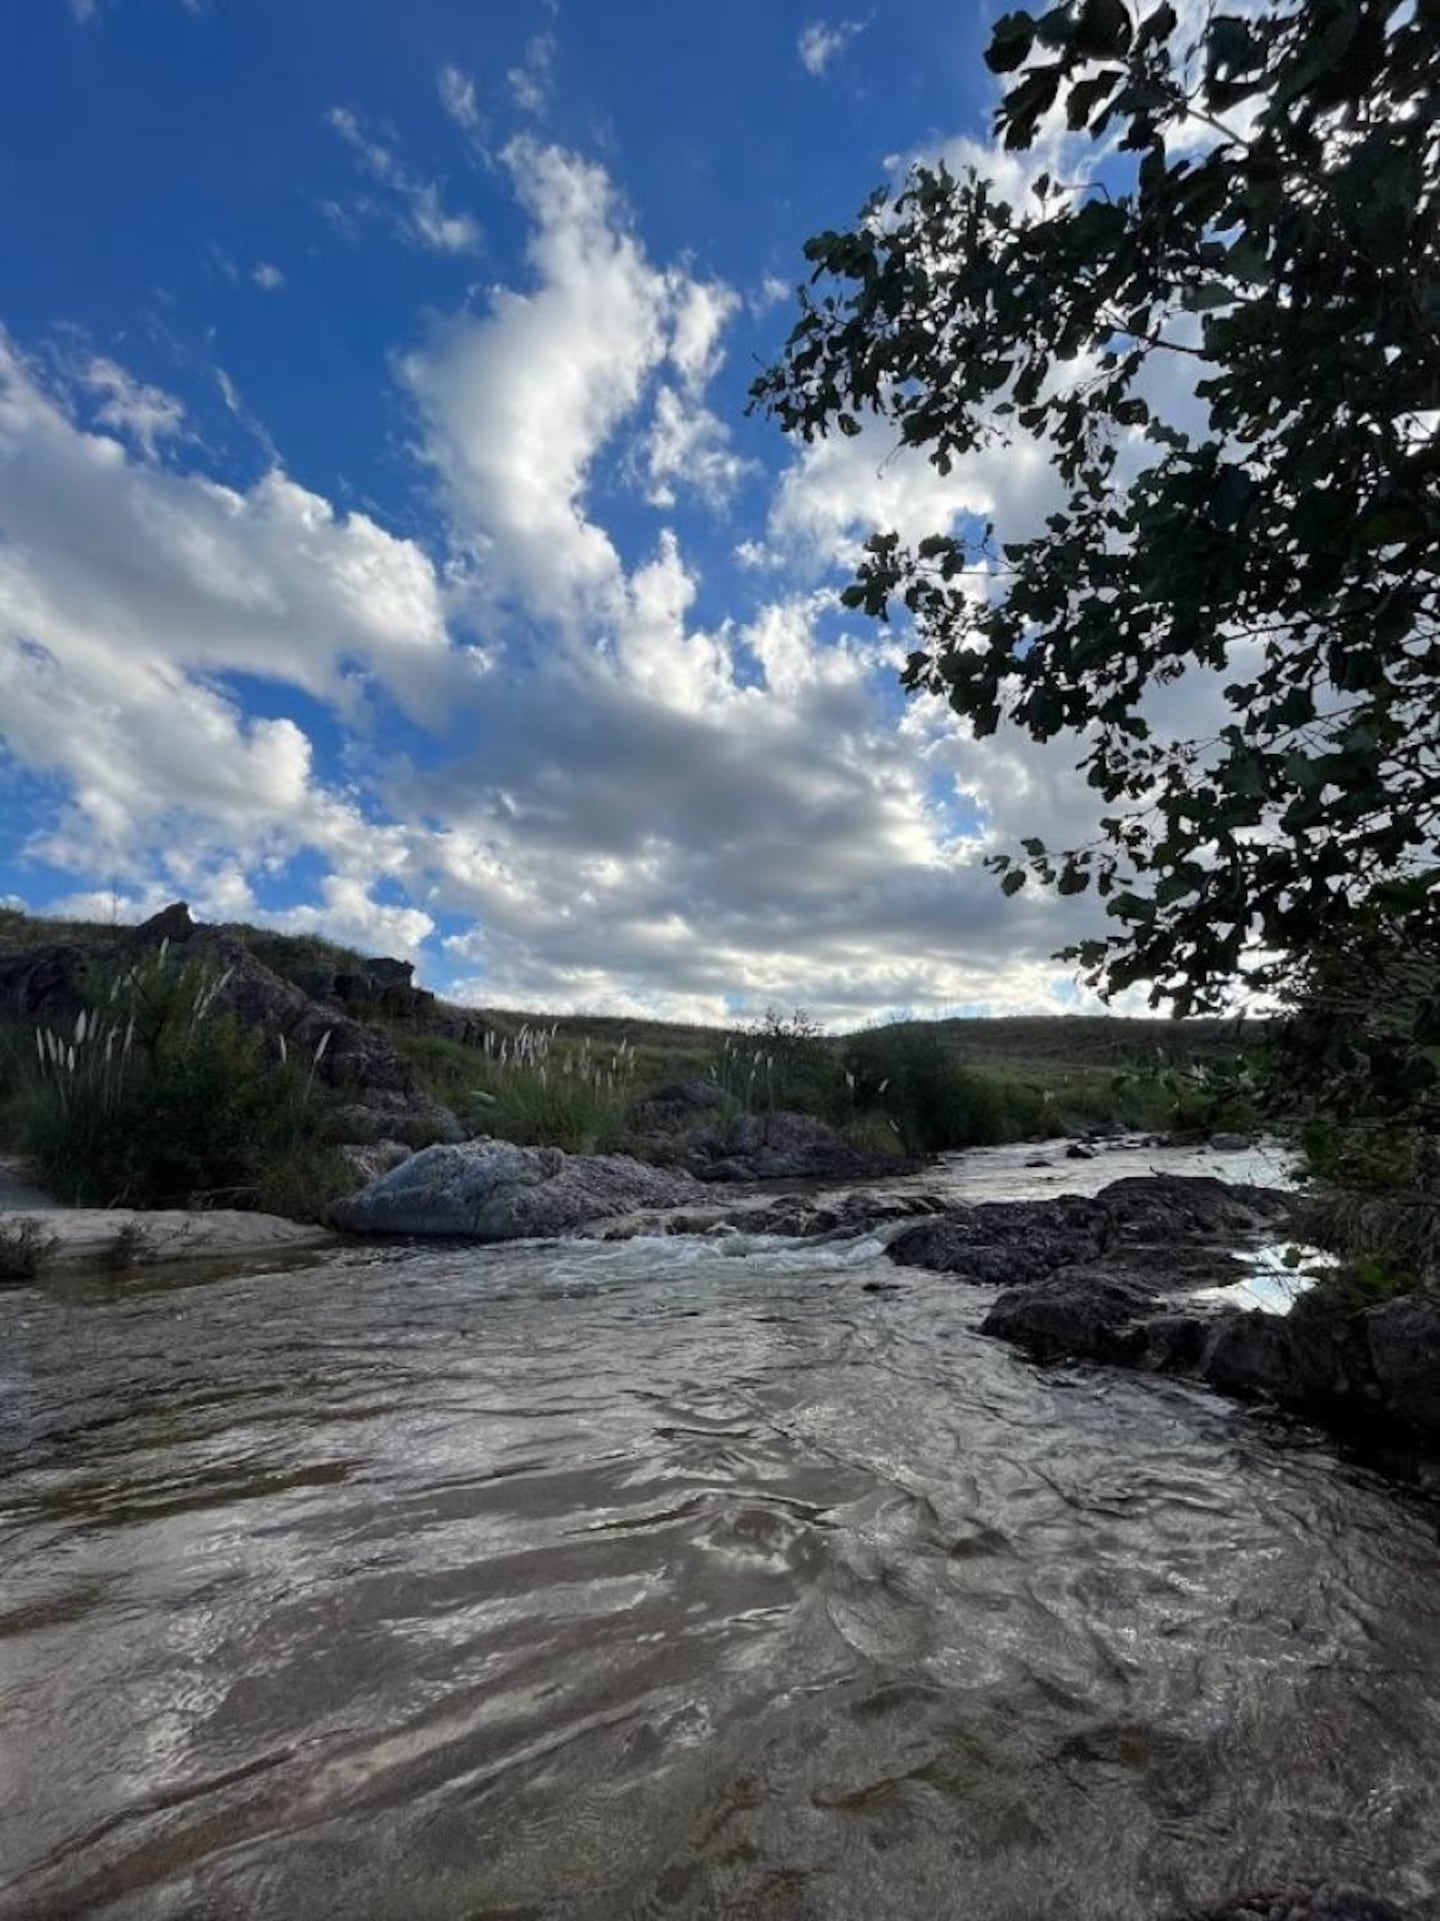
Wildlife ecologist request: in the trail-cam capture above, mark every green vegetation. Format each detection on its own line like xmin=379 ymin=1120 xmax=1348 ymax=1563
xmin=389 ymin=997 xmax=1252 ymax=1158
xmin=218 ymin=926 xmax=367 ymax=992
xmin=755 ymin=0 xmax=1437 ymax=1020
xmin=838 ymin=1019 xmax=1251 ymax=1155
xmin=0 ymin=904 xmax=1258 ymax=1222
xmin=4 ymin=948 xmax=348 ymax=1218
xmin=0 ymin=904 xmax=127 ymax=954
xmin=383 ymin=1022 xmax=638 ymax=1154
xmin=756 ymin=0 xmax=1437 ymax=1276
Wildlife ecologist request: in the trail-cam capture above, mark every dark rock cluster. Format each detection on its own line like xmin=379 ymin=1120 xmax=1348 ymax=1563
xmin=879 ymin=1171 xmax=1440 ymax=1453
xmin=0 ymin=902 xmax=463 ymax=1152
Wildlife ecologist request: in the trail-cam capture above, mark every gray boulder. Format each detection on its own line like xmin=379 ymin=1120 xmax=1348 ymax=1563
xmin=330 ymin=1139 xmax=703 ymax=1240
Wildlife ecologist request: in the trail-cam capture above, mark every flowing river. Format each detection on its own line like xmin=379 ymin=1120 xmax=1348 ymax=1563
xmin=2 ymin=1145 xmax=1439 ymax=1920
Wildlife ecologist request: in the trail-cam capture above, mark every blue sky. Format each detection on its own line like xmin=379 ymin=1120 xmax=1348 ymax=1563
xmin=0 ymin=0 xmax=1119 ymax=1024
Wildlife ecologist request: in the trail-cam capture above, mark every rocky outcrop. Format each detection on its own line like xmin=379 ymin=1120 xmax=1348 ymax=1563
xmin=982 ymin=1267 xmax=1165 ymax=1364
xmin=864 ymin=1170 xmax=1436 ymax=1450
xmin=0 ymin=942 xmax=92 ymax=1024
xmin=735 ymin=1189 xmax=948 ymax=1239
xmin=701 ymin=1110 xmax=905 ymax=1182
xmin=0 ymin=904 xmax=463 ymax=1149
xmin=890 ymin=1195 xmax=1112 ymax=1286
xmin=1366 ymin=1291 xmax=1440 ymax=1434
xmin=630 ymin=1077 xmax=730 ymax=1132
xmin=329 ymin=1139 xmax=704 ymax=1241
xmin=975 ymin=1202 xmax=1440 ymax=1451
xmin=131 ymin=900 xmax=195 ymax=946
xmin=1100 ymin=1173 xmax=1288 ymax=1242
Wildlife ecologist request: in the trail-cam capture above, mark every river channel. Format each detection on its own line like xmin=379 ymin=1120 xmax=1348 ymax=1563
xmin=2 ymin=1144 xmax=1438 ymax=1919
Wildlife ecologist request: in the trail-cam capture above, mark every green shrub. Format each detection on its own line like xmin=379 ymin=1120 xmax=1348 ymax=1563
xmin=386 ymin=1028 xmax=490 ymax=1105
xmin=6 ymin=951 xmax=344 ymax=1216
xmin=840 ymin=1026 xmax=1019 ymax=1153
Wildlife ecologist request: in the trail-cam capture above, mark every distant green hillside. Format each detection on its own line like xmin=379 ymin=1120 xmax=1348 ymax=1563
xmin=440 ymin=1002 xmax=1251 ymax=1072
xmin=0 ymin=906 xmax=1252 ymax=1068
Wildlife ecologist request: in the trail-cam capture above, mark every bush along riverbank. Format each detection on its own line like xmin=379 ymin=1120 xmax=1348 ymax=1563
xmin=0 ymin=901 xmax=1259 ymax=1222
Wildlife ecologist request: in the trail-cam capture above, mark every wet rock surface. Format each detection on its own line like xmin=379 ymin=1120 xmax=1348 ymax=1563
xmin=330 ymin=1138 xmax=703 ymax=1240
xmin=889 ymin=1195 xmax=1113 ymax=1285
xmin=921 ymin=1174 xmax=1440 ymax=1451
xmin=0 ymin=1205 xmax=332 ymax=1276
xmin=887 ymin=1175 xmax=1290 ymax=1285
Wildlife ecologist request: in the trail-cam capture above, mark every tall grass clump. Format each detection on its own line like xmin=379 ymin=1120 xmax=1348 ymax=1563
xmin=474 ymin=1022 xmax=637 ymax=1154
xmin=710 ymin=1007 xmax=848 ymax=1122
xmin=7 ymin=946 xmax=347 ymax=1216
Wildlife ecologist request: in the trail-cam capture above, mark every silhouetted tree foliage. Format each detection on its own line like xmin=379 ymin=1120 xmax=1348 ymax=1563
xmin=754 ymin=0 xmax=1440 ymax=1048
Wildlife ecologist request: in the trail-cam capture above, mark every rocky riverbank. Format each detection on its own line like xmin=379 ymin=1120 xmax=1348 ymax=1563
xmin=10 ymin=1096 xmax=1438 ymax=1467
xmin=807 ymin=1167 xmax=1440 ymax=1459
xmin=327 ymin=1144 xmax=1440 ymax=1461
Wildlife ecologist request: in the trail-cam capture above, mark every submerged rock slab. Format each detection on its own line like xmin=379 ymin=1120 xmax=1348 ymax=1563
xmin=329 ymin=1138 xmax=703 ymax=1241
xmin=0 ymin=1206 xmax=332 ymax=1278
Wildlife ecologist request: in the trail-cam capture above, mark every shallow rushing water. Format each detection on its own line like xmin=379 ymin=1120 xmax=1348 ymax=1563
xmin=2 ymin=1147 xmax=1439 ymax=1920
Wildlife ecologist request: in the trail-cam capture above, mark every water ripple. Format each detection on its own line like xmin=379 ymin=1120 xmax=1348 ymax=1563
xmin=1 ymin=1194 xmax=1438 ymax=1919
